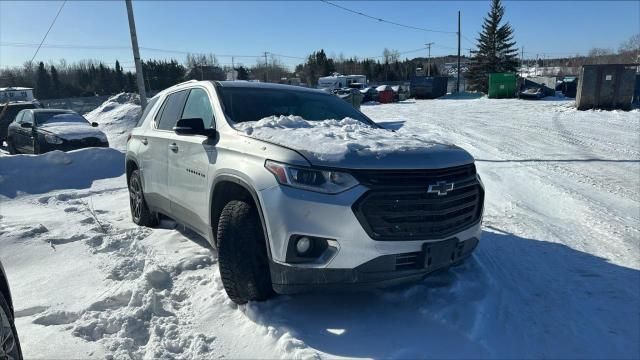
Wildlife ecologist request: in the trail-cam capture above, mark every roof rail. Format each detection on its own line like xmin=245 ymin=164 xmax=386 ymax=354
xmin=169 ymin=79 xmax=199 ymax=89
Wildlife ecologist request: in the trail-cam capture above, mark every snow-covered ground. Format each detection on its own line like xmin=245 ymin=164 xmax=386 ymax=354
xmin=0 ymin=95 xmax=638 ymax=359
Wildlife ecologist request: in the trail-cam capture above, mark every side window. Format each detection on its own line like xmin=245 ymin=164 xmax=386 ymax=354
xmin=181 ymin=88 xmax=215 ymax=128
xmin=157 ymin=90 xmax=189 ymax=131
xmin=136 ymin=97 xmax=158 ymax=127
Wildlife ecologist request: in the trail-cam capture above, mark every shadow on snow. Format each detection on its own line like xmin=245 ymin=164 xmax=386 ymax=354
xmin=245 ymin=228 xmax=640 ymax=359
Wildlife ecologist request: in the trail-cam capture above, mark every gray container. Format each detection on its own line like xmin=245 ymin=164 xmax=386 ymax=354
xmin=576 ymin=64 xmax=637 ymax=111
xmin=410 ymin=76 xmax=448 ymax=99
xmin=634 ymin=73 xmax=640 ymax=105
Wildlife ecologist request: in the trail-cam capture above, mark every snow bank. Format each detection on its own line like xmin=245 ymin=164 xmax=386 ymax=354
xmin=235 ymin=115 xmax=445 ymax=162
xmin=84 ymin=93 xmax=141 ymax=151
xmin=0 ymin=148 xmax=124 ymax=198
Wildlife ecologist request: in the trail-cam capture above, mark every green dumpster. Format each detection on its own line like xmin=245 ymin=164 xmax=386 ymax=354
xmin=488 ymin=73 xmax=517 ymax=98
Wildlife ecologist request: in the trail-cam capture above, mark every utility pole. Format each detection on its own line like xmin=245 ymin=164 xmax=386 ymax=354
xmin=456 ymin=11 xmax=461 ymax=93
xmin=125 ymin=0 xmax=147 ymax=109
xmin=425 ymin=42 xmax=434 ymax=77
xmin=263 ymin=51 xmax=269 ymax=83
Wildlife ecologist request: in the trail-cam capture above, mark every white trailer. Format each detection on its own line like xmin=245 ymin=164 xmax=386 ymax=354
xmin=318 ymin=74 xmax=366 ymax=91
xmin=0 ymin=87 xmax=35 ymax=103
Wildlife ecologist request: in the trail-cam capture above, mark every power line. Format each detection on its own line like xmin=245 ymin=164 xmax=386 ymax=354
xmin=461 ymin=34 xmax=476 ymax=47
xmin=268 ymin=53 xmax=307 ymax=60
xmin=2 ymin=42 xmax=311 ymax=60
xmin=30 ymin=0 xmax=67 ymax=64
xmin=320 ymin=0 xmax=457 ymax=34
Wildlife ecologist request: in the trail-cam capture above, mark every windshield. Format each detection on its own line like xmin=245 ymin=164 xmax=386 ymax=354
xmin=217 ymin=87 xmax=376 ymax=126
xmin=35 ymin=112 xmax=89 ymax=126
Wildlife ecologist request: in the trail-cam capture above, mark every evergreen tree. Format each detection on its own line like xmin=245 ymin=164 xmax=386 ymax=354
xmin=115 ymin=60 xmax=125 ymax=92
xmin=35 ymin=62 xmax=51 ymax=99
xmin=467 ymin=0 xmax=518 ymax=92
xmin=125 ymin=72 xmax=137 ymax=92
xmin=235 ymin=66 xmax=249 ymax=80
xmin=50 ymin=65 xmax=62 ymax=98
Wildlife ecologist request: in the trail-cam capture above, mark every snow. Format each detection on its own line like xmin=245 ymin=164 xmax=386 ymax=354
xmin=84 ymin=93 xmax=141 ymax=151
xmin=235 ymin=115 xmax=447 ymax=163
xmin=0 ymin=148 xmax=124 ymax=198
xmin=1 ymin=97 xmax=638 ymax=359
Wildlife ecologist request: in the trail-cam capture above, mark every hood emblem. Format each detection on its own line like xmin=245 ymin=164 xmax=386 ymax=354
xmin=428 ymin=181 xmax=454 ymax=196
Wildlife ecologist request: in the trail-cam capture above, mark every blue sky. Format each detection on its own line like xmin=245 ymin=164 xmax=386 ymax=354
xmin=1 ymin=1 xmax=638 ymax=70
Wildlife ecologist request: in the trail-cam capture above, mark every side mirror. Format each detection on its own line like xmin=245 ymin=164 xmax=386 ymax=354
xmin=173 ymin=118 xmax=216 ymax=137
xmin=20 ymin=122 xmax=32 ymax=128
xmin=91 ymin=122 xmax=99 ymax=127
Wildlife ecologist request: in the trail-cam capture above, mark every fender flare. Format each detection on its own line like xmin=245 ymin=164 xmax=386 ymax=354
xmin=210 ymin=174 xmax=272 ymax=259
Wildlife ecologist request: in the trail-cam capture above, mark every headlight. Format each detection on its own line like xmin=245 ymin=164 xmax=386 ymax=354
xmin=265 ymin=160 xmax=359 ymax=194
xmin=44 ymin=134 xmax=63 ymax=144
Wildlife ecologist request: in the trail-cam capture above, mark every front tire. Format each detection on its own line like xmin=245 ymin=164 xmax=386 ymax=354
xmin=217 ymin=200 xmax=273 ymax=304
xmin=128 ymin=169 xmax=157 ymax=227
xmin=0 ymin=294 xmax=22 ymax=360
xmin=6 ymin=138 xmax=17 ymax=155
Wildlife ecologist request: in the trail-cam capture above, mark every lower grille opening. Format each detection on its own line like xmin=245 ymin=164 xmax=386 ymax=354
xmin=395 ymin=252 xmax=422 ymax=270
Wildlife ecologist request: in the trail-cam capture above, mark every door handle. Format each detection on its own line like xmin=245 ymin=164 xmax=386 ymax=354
xmin=169 ymin=143 xmax=179 ymax=153
xmin=141 ymin=138 xmax=148 ymax=145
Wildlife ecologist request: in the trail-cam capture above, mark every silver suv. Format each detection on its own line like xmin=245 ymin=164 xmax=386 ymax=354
xmin=126 ymin=80 xmax=484 ymax=304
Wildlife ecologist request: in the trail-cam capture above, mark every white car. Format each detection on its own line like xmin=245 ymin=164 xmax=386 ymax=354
xmin=126 ymin=80 xmax=484 ymax=304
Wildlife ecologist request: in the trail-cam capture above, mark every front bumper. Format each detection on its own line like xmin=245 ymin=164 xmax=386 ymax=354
xmin=259 ymin=178 xmax=484 ymax=292
xmin=39 ymin=140 xmax=109 ymax=153
xmin=271 ymin=237 xmax=479 ymax=294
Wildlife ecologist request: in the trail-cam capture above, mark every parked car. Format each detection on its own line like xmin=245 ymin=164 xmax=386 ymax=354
xmin=126 ymin=80 xmax=484 ymax=304
xmin=0 ymin=100 xmax=41 ymax=145
xmin=1 ymin=260 xmax=23 ymax=360
xmin=360 ymin=87 xmax=379 ymax=103
xmin=6 ymin=109 xmax=108 ymax=154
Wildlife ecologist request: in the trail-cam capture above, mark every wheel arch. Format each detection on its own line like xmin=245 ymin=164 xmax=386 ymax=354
xmin=210 ymin=175 xmax=271 ymax=258
xmin=0 ymin=262 xmax=14 ymax=316
xmin=125 ymin=156 xmax=140 ymax=186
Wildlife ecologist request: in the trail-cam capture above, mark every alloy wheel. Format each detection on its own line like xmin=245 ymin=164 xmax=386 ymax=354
xmin=0 ymin=306 xmax=17 ymax=360
xmin=129 ymin=176 xmax=143 ymax=221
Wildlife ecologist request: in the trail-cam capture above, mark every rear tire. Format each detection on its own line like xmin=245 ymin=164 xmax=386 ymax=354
xmin=217 ymin=200 xmax=273 ymax=304
xmin=128 ymin=169 xmax=158 ymax=227
xmin=0 ymin=293 xmax=22 ymax=360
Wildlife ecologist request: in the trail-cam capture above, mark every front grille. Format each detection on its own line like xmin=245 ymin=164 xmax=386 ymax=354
xmin=352 ymin=165 xmax=484 ymax=241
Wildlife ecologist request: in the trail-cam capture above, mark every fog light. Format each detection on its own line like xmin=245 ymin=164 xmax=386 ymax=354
xmin=296 ymin=236 xmax=312 ymax=255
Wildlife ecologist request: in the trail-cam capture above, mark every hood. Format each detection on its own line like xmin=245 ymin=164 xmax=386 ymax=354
xmin=234 ymin=115 xmax=475 ymax=170
xmin=39 ymin=122 xmax=108 ymax=142
xmin=299 ymin=142 xmax=474 ymax=170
